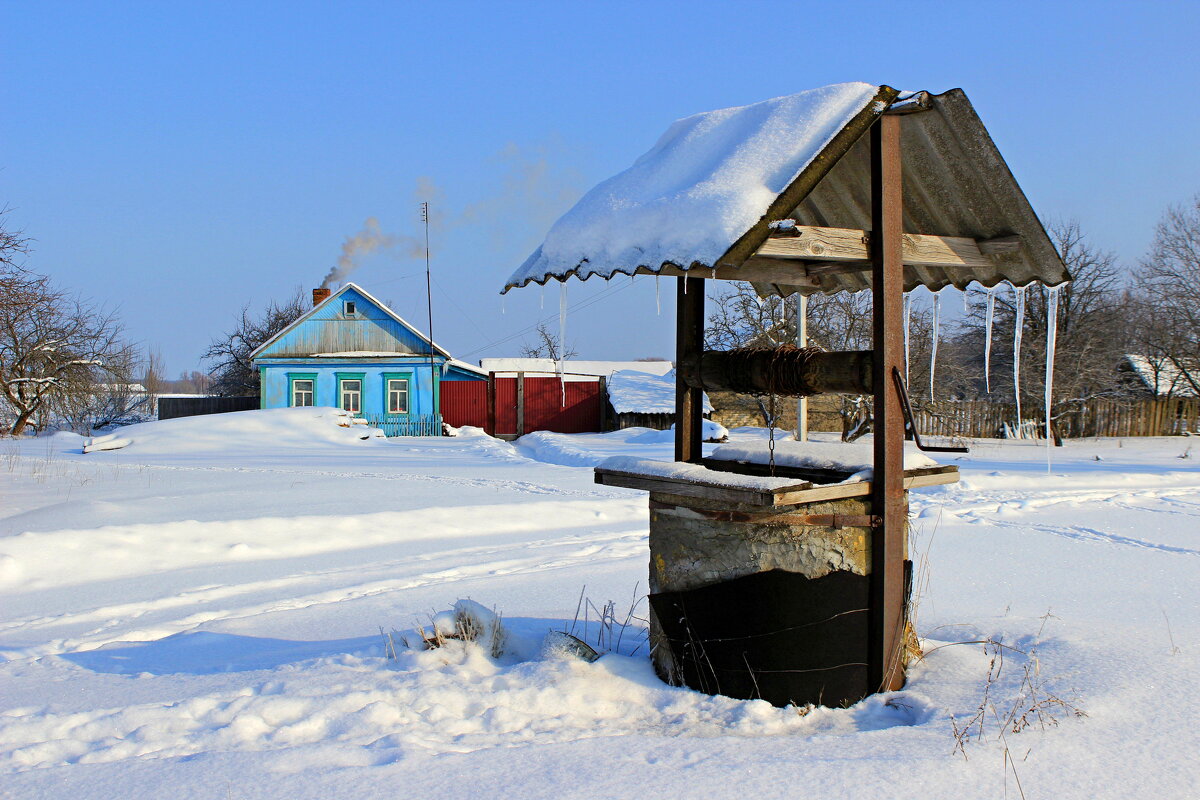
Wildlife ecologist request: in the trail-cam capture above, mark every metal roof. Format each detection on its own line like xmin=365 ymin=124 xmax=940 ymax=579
xmin=505 ymin=86 xmax=1068 ymax=297
xmin=753 ymin=88 xmax=1068 ymax=297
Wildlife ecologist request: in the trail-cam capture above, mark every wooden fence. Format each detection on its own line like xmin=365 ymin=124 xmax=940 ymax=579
xmin=361 ymin=413 xmax=444 ymax=437
xmin=158 ymin=396 xmax=258 ymax=420
xmin=914 ymin=397 xmax=1200 ymax=440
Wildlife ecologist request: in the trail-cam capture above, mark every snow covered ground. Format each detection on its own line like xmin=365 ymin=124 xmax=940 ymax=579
xmin=1 ymin=408 xmax=1197 ymax=798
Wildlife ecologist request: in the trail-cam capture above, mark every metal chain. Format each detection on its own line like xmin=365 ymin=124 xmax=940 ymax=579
xmin=768 ymin=392 xmax=777 ymax=476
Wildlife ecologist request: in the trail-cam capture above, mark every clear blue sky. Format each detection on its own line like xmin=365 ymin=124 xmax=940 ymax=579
xmin=3 ymin=1 xmax=1198 ymax=376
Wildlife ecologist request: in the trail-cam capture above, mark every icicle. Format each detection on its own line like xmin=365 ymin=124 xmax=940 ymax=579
xmin=1044 ymin=285 xmax=1061 ymax=470
xmin=558 ymin=282 xmax=568 ymax=407
xmin=963 ymin=287 xmax=969 ymax=313
xmin=903 ymin=293 xmax=912 ymax=386
xmin=655 ymin=275 xmax=661 ymax=315
xmin=984 ymin=287 xmax=996 ymax=394
xmin=929 ymin=291 xmax=941 ymax=400
xmin=540 ymin=283 xmax=544 ymax=309
xmin=1013 ymin=284 xmax=1027 ymax=431
xmin=711 ymin=266 xmax=717 ymax=280
xmin=501 ymin=294 xmax=506 ymax=314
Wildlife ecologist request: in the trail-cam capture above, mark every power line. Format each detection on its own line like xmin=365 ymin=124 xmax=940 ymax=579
xmin=458 ymin=277 xmax=642 ymax=358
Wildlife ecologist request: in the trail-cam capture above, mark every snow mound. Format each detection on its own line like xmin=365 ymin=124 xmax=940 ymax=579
xmin=507 ymin=82 xmax=881 ymax=289
xmin=85 ymin=407 xmax=382 ymax=455
xmin=607 ymin=369 xmax=712 ymax=414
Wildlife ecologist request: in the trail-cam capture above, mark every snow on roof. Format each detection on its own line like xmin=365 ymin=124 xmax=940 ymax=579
xmin=607 ymin=369 xmax=711 ymax=415
xmin=505 ymin=83 xmax=883 ymax=292
xmin=478 ymin=358 xmax=674 ymax=377
xmin=1124 ymin=355 xmax=1200 ymax=398
xmin=444 ymin=359 xmax=488 ymax=378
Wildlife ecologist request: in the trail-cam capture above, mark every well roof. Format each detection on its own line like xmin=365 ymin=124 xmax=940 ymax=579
xmin=504 ymin=83 xmax=1068 ymax=297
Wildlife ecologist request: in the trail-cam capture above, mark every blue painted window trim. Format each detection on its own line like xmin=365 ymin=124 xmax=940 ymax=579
xmin=381 ymin=371 xmax=413 ymax=416
xmin=288 ymin=372 xmax=318 ymax=407
xmin=335 ymin=371 xmax=367 ymax=415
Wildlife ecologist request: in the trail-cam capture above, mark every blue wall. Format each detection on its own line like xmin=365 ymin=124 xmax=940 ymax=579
xmin=258 ymin=358 xmax=441 ymax=416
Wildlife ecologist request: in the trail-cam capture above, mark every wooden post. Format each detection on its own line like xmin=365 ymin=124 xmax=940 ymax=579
xmin=675 ymin=276 xmax=705 ymax=463
xmin=795 ymin=293 xmax=809 ymax=442
xmin=870 ymin=114 xmax=907 ymax=693
xmin=516 ymin=371 xmax=526 ymax=438
xmin=598 ymin=376 xmax=609 ymax=431
xmin=486 ymin=371 xmax=496 ymax=437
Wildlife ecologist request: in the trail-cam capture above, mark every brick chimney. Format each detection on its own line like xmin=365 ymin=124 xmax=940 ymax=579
xmin=312 ymin=287 xmax=331 ymax=307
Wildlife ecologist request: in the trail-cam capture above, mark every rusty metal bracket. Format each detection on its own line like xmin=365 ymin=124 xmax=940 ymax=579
xmin=891 ymin=367 xmax=968 ymax=454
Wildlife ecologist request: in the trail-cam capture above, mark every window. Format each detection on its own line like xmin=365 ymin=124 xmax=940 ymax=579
xmin=343 ymin=300 xmax=357 ymax=316
xmin=387 ymin=378 xmax=409 ymax=414
xmin=292 ymin=378 xmax=314 ymax=407
xmin=339 ymin=379 xmax=362 ymax=414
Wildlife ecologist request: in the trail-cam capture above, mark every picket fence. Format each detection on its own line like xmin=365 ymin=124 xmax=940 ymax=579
xmin=361 ymin=413 xmax=444 ymax=437
xmin=913 ymin=397 xmax=1200 ymax=440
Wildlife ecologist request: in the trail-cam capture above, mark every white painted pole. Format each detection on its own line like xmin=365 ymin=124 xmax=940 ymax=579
xmin=795 ymin=293 xmax=809 ymax=442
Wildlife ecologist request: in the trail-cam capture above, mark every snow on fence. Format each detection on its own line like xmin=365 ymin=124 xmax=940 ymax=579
xmin=914 ymin=397 xmax=1200 ymax=440
xmin=361 ymin=413 xmax=444 ymax=437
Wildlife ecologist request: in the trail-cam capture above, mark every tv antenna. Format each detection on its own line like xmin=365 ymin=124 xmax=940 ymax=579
xmin=421 ymin=202 xmax=437 ymax=417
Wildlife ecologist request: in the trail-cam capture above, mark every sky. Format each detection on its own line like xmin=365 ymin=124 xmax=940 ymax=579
xmin=3 ymin=1 xmax=1199 ymax=377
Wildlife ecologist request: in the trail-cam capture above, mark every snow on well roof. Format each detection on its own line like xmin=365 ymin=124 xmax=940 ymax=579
xmin=504 ymin=83 xmax=1069 ymax=297
xmin=506 ymin=83 xmax=882 ymax=292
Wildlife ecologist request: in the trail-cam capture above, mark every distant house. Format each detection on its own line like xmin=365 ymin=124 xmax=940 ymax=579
xmin=1121 ymin=354 xmax=1200 ymax=399
xmin=251 ymin=283 xmax=486 ymax=435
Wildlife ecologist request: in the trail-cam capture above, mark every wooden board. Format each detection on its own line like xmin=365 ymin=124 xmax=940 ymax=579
xmin=758 ymin=226 xmax=994 ymax=269
xmin=594 ymin=464 xmax=959 ymax=508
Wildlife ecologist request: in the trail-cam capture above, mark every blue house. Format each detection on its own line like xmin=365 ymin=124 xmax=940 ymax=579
xmin=251 ymin=283 xmax=486 ymax=435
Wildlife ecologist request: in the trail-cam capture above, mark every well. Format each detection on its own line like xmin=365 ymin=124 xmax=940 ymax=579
xmin=597 ymin=459 xmax=955 ymax=706
xmin=504 ymin=81 xmax=1069 ymax=708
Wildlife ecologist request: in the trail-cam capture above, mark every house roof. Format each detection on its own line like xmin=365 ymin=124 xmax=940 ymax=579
xmin=478 ymin=358 xmax=674 ymax=377
xmin=249 ymin=282 xmax=452 ymax=361
xmin=607 ymin=369 xmax=712 ymax=415
xmin=504 ymin=83 xmax=1068 ymax=297
xmin=1124 ymin=355 xmax=1200 ymax=398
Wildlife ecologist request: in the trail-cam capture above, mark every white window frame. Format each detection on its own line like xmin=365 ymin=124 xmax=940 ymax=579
xmin=292 ymin=378 xmax=315 ymax=407
xmin=343 ymin=300 xmax=357 ymax=316
xmin=339 ymin=378 xmax=362 ymax=414
xmin=387 ymin=378 xmax=409 ymax=414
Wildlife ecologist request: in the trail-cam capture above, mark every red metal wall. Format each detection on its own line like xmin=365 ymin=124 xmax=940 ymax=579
xmin=440 ymin=381 xmax=489 ymax=429
xmin=523 ymin=377 xmax=603 ymax=434
xmin=493 ymin=377 xmax=519 ymax=435
xmin=487 ymin=376 xmax=603 ymax=436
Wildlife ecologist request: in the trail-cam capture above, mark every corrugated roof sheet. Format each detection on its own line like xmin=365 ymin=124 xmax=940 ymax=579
xmin=504 ymin=86 xmax=1068 ymax=297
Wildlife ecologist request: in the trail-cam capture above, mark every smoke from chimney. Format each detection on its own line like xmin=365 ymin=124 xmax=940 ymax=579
xmin=319 ymin=217 xmax=400 ymax=290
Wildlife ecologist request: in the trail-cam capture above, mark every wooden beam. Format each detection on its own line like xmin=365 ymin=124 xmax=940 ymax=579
xmin=759 ymin=226 xmax=994 ymax=269
xmin=977 ymin=234 xmax=1023 ymax=255
xmin=675 ymin=277 xmax=705 ymax=463
xmin=640 ymin=261 xmax=821 ymax=288
xmin=870 ymin=114 xmax=907 ymax=695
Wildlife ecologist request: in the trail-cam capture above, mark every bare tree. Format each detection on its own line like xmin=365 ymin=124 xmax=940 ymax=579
xmin=1133 ymin=196 xmax=1200 ymax=396
xmin=0 ymin=267 xmax=138 ymax=435
xmin=705 ymin=284 xmax=897 ymax=437
xmin=950 ymin=220 xmax=1128 ymax=439
xmin=204 ymin=288 xmax=308 ymax=396
xmin=519 ymin=322 xmax=577 ymax=361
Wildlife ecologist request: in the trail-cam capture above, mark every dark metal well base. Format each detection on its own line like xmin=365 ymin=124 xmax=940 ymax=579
xmin=649 ymin=568 xmax=873 ymax=708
